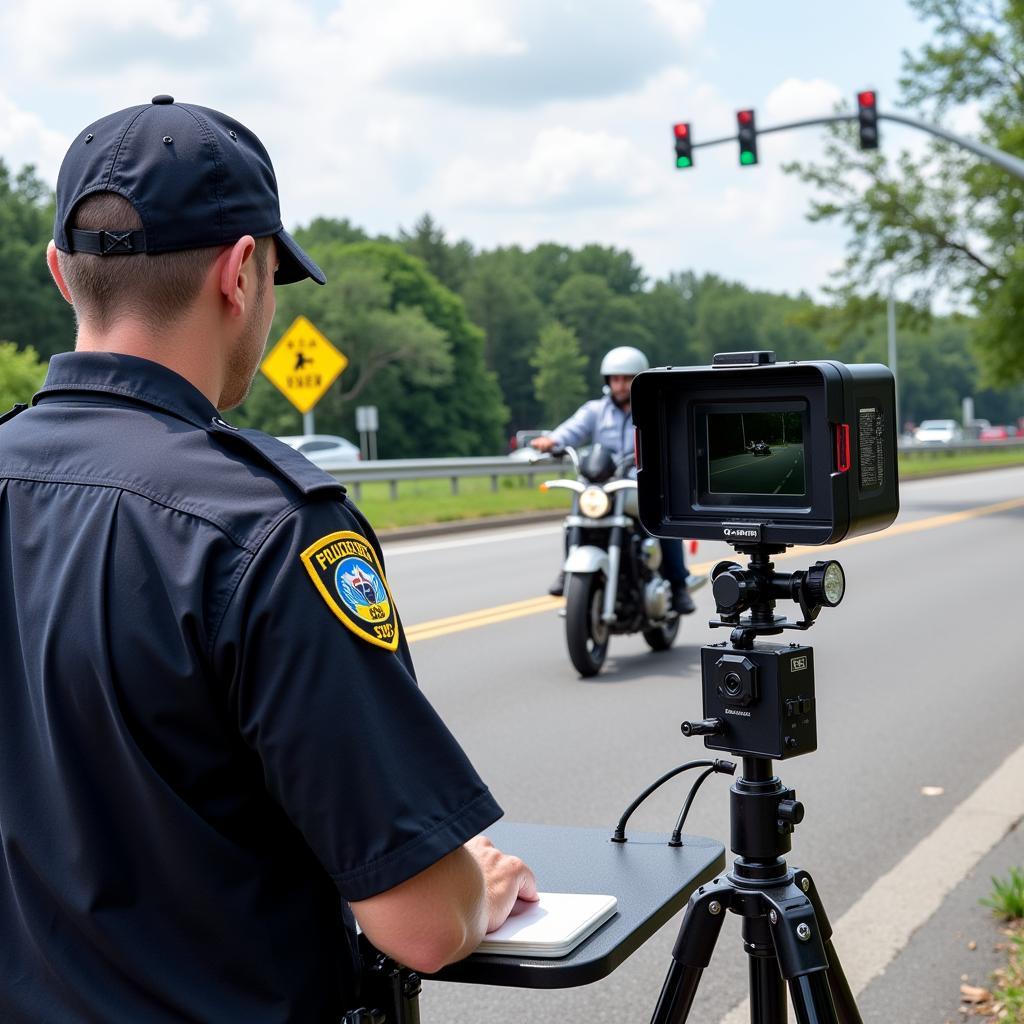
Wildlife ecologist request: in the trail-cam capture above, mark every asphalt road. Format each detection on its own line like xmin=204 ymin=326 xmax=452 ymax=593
xmin=709 ymin=443 xmax=805 ymax=495
xmin=378 ymin=467 xmax=1024 ymax=1023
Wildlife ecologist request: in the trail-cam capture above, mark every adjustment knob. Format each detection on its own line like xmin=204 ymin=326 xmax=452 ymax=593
xmin=681 ymin=718 xmax=724 ymax=737
xmin=777 ymin=799 xmax=804 ymax=825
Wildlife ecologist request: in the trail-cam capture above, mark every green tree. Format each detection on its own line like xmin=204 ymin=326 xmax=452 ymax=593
xmin=552 ymin=273 xmax=651 ymax=386
xmin=0 ymin=162 xmax=74 ymax=359
xmin=785 ymin=0 xmax=1024 ymax=384
xmin=531 ymin=322 xmax=588 ymax=425
xmin=567 ymin=243 xmax=646 ymax=295
xmin=461 ymin=252 xmax=545 ymax=430
xmin=237 ymin=241 xmax=506 ymax=457
xmin=292 ymin=217 xmax=368 ymax=249
xmin=0 ymin=341 xmax=47 ymax=409
xmin=636 ymin=276 xmax=699 ymax=368
xmin=397 ymin=213 xmax=474 ymax=293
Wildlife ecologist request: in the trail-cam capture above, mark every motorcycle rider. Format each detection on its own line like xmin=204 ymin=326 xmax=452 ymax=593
xmin=531 ymin=346 xmax=695 ymax=615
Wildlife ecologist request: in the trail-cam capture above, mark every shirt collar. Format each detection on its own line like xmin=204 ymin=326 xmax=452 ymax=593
xmin=35 ymin=352 xmax=221 ymax=427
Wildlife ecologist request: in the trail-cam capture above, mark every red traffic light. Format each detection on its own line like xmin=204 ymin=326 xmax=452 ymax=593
xmin=737 ymin=109 xmax=754 ymax=126
xmin=673 ymin=123 xmax=689 ymax=138
xmin=857 ymin=90 xmax=877 ymax=108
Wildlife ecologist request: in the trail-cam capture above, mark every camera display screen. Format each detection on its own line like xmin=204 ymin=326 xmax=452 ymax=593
xmin=705 ymin=409 xmax=806 ymax=496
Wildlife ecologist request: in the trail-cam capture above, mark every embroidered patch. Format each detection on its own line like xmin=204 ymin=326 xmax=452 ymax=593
xmin=300 ymin=530 xmax=400 ymax=651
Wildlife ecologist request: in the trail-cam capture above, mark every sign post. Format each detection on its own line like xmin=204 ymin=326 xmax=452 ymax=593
xmin=261 ymin=315 xmax=348 ymax=434
xmin=355 ymin=405 xmax=379 ymax=461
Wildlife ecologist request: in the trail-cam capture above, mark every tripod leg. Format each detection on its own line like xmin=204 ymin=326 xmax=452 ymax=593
xmin=744 ymin=916 xmax=786 ymax=1024
xmin=793 ymin=872 xmax=862 ymax=1024
xmin=788 ymin=972 xmax=838 ymax=1024
xmin=821 ymin=940 xmax=860 ymax=1024
xmin=651 ymin=882 xmax=731 ymax=1024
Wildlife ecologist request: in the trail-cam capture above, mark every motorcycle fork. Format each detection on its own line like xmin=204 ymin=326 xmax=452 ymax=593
xmin=601 ymin=492 xmax=626 ymax=623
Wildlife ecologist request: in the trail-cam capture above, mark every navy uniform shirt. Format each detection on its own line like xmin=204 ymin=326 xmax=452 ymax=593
xmin=0 ymin=352 xmax=502 ymax=1023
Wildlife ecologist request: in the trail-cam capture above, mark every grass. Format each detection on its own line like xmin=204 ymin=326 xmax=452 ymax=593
xmin=348 ymin=471 xmax=569 ymax=530
xmin=966 ymin=868 xmax=1024 ymax=1021
xmin=898 ymin=445 xmax=1024 ymax=478
xmin=983 ymin=866 xmax=1024 ymax=921
xmin=334 ymin=446 xmax=1024 ymax=531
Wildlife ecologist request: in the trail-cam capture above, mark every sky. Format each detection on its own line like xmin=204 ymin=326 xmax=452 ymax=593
xmin=0 ymin=0 xmax=960 ymax=300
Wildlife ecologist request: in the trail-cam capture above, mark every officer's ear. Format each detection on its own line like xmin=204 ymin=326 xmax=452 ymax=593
xmin=46 ymin=241 xmax=74 ymax=305
xmin=216 ymin=235 xmax=258 ymax=320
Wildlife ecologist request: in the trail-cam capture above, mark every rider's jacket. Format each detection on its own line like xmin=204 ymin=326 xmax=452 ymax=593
xmin=548 ymin=394 xmax=633 ymax=461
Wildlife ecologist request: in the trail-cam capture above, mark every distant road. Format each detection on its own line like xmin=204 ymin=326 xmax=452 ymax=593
xmin=709 ymin=443 xmax=804 ymax=494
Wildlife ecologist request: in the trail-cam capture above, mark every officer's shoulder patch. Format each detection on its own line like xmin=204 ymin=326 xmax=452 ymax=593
xmin=300 ymin=530 xmax=400 ymax=651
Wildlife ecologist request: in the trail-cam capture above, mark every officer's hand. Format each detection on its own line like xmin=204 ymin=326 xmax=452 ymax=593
xmin=529 ymin=436 xmax=556 ymax=452
xmin=465 ymin=835 xmax=539 ymax=933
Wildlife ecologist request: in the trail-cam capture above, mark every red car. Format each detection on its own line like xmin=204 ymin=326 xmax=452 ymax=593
xmin=979 ymin=425 xmax=1016 ymax=441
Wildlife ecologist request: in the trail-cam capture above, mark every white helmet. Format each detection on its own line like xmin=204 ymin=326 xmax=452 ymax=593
xmin=600 ymin=346 xmax=649 ymax=377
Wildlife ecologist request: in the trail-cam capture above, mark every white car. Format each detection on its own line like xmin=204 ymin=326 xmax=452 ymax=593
xmin=912 ymin=419 xmax=963 ymax=446
xmin=277 ymin=434 xmax=361 ymax=469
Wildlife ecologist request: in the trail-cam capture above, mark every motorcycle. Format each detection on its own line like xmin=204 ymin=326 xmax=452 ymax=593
xmin=540 ymin=444 xmax=706 ymax=677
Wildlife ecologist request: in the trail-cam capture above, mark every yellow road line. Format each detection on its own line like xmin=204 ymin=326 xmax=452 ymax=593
xmin=404 ymin=496 xmax=1024 ymax=644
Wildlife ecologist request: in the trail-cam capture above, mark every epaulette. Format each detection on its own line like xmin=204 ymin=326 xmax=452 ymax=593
xmin=207 ymin=418 xmax=347 ymax=498
xmin=0 ymin=404 xmax=28 ymax=427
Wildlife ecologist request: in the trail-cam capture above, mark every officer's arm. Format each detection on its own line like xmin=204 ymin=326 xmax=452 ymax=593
xmin=350 ymin=836 xmax=537 ymax=974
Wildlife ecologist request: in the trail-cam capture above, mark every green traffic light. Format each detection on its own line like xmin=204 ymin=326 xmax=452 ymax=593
xmin=740 ymin=151 xmax=756 ymax=166
xmin=676 ymin=156 xmax=692 ymax=168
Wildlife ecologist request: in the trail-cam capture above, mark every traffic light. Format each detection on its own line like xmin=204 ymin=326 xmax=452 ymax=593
xmin=673 ymin=122 xmax=693 ymax=168
xmin=857 ymin=90 xmax=879 ymax=150
xmin=736 ymin=109 xmax=757 ymax=166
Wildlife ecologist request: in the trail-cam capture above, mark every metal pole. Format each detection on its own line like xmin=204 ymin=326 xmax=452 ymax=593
xmin=887 ymin=292 xmax=899 ymax=435
xmin=686 ymin=109 xmax=1024 ymax=182
xmin=303 ymin=410 xmax=315 ymax=435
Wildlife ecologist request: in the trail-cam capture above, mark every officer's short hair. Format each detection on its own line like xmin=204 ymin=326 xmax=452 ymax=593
xmin=57 ymin=192 xmax=271 ymax=332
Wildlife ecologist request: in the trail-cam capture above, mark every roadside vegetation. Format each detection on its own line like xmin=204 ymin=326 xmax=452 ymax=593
xmin=963 ymin=866 xmax=1024 ymax=1021
xmin=899 ymin=445 xmax=1024 ymax=478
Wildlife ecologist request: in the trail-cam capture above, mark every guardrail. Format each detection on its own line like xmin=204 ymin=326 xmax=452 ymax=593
xmin=325 ymin=456 xmax=558 ymax=500
xmin=325 ymin=439 xmax=1024 ymax=500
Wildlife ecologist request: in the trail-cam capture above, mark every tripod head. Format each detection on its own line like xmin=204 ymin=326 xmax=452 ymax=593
xmin=708 ymin=543 xmax=845 ymax=649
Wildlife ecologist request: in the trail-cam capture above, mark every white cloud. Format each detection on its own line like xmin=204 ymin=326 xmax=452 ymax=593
xmin=0 ymin=93 xmax=69 ymax=178
xmin=1 ymin=0 xmax=212 ymax=75
xmin=643 ymin=0 xmax=708 ymax=42
xmin=439 ymin=126 xmax=659 ymax=209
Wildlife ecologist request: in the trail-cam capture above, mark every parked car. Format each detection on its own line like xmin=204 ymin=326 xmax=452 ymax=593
xmin=912 ymin=419 xmax=963 ymax=446
xmin=979 ymin=425 xmax=1016 ymax=441
xmin=277 ymin=434 xmax=361 ymax=469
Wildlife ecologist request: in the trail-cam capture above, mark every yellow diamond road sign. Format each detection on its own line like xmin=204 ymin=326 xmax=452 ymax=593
xmin=261 ymin=315 xmax=348 ymax=414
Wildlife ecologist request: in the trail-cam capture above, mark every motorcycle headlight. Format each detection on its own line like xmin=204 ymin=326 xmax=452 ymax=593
xmin=579 ymin=485 xmax=611 ymax=519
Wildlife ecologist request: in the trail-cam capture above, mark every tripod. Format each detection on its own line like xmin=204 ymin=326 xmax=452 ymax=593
xmin=650 ymin=544 xmax=862 ymax=1024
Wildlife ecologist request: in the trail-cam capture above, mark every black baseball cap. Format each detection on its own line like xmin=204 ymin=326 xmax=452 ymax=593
xmin=54 ymin=95 xmax=325 ymax=286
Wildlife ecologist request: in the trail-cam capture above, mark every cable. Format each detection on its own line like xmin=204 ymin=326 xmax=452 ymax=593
xmin=611 ymin=758 xmax=735 ymax=843
xmin=669 ymin=766 xmax=720 ymax=847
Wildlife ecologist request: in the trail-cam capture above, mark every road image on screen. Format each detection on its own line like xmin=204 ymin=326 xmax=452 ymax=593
xmin=707 ymin=411 xmax=805 ymax=495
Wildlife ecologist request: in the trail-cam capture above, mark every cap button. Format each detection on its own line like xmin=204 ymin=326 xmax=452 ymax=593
xmin=151 ymin=94 xmax=174 ymax=105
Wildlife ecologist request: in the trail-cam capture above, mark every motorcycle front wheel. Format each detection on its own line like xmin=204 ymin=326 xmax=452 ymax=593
xmin=642 ymin=615 xmax=680 ymax=651
xmin=565 ymin=572 xmax=610 ymax=677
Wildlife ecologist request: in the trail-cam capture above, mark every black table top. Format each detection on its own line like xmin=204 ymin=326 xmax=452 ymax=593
xmin=428 ymin=821 xmax=725 ymax=989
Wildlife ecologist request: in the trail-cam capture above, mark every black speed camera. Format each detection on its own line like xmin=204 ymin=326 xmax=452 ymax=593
xmin=632 ymin=351 xmax=899 ymax=546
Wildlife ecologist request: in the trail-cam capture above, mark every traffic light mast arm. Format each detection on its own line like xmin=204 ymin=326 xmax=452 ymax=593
xmin=686 ymin=111 xmax=1024 ymax=182
xmin=881 ymin=109 xmax=1024 ymax=181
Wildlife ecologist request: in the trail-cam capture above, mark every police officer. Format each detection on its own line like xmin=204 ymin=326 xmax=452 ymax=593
xmin=531 ymin=346 xmax=695 ymax=613
xmin=0 ymin=97 xmax=536 ymax=1023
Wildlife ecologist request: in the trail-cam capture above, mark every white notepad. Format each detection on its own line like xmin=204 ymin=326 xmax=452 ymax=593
xmin=476 ymin=892 xmax=618 ymax=958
